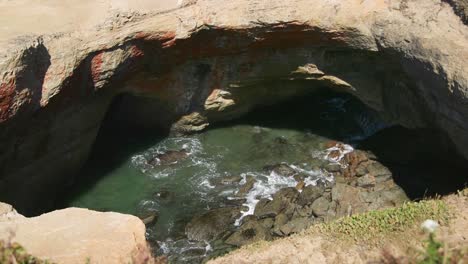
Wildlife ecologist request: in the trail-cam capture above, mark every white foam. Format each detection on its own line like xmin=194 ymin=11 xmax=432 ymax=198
xmin=323 ymin=143 xmax=354 ymax=165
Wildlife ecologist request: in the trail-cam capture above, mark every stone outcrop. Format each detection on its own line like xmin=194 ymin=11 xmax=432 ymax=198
xmin=0 ymin=203 xmax=154 ymax=264
xmin=0 ymin=0 xmax=467 ymax=214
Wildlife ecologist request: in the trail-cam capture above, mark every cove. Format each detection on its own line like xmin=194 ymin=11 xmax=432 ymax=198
xmin=60 ymin=91 xmax=466 ymax=263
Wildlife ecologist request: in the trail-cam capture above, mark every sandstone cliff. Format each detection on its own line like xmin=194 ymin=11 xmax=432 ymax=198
xmin=0 ymin=0 xmax=467 ymax=215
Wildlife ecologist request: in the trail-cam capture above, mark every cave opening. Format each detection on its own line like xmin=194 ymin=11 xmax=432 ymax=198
xmin=55 ymin=87 xmax=467 ymax=263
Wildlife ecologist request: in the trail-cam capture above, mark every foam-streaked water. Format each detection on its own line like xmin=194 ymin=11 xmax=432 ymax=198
xmin=64 ymin=92 xmax=387 ymax=263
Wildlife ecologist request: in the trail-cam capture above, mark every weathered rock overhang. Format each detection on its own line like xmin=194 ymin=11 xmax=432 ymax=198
xmin=0 ymin=0 xmax=467 ymax=214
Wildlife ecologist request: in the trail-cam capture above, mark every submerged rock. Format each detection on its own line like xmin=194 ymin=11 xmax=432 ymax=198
xmin=263 ymin=163 xmax=296 ymax=177
xmin=148 ymin=149 xmax=189 ymax=166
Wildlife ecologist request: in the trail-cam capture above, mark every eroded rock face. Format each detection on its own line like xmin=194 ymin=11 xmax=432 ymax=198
xmin=0 ymin=206 xmax=154 ymax=264
xmin=0 ymin=0 xmax=467 ymax=213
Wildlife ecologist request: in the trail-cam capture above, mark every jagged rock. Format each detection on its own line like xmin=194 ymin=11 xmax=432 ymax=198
xmin=225 ymin=219 xmax=272 ymax=247
xmin=343 ymin=151 xmax=370 ymax=178
xmin=0 ymin=207 xmax=153 ymax=264
xmin=295 ymin=181 xmax=306 ymax=191
xmin=332 ymin=183 xmax=367 ymax=216
xmin=293 ymin=205 xmax=314 ymax=218
xmin=297 ymin=185 xmax=325 ymax=206
xmin=311 ymin=197 xmax=330 ymax=217
xmin=279 ymin=217 xmax=313 ymax=236
xmin=356 ymin=174 xmax=376 ymax=188
xmin=254 ymin=188 xmax=299 ymax=218
xmin=366 ymin=162 xmax=393 ymax=182
xmin=185 ymin=207 xmax=241 ymax=241
xmin=236 ymin=176 xmax=256 ymax=197
xmin=259 ymin=217 xmax=275 ymax=229
xmin=324 ymin=163 xmax=342 ymax=173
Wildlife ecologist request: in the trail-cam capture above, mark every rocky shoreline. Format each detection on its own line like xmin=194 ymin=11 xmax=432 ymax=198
xmin=179 ymin=142 xmax=409 ymax=262
xmin=0 ymin=0 xmax=467 ymax=263
xmin=1 ymin=0 xmax=467 ymax=215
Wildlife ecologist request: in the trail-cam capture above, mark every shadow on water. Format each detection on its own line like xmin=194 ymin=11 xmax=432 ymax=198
xmin=210 ymin=90 xmax=468 ymax=199
xmin=60 ymin=89 xmax=467 ymax=209
xmin=359 ymin=126 xmax=468 ymax=199
xmin=57 ymin=96 xmax=168 ymax=210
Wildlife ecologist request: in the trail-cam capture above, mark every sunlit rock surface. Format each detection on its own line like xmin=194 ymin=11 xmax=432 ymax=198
xmin=0 ymin=204 xmax=153 ymax=264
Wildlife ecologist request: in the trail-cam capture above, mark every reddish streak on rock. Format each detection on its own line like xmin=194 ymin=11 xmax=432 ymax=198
xmin=130 ymin=45 xmax=145 ymax=58
xmin=91 ymin=52 xmax=104 ymax=86
xmin=0 ymin=79 xmax=16 ymax=122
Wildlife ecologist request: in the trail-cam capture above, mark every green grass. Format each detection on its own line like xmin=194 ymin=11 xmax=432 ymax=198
xmin=315 ymin=200 xmax=449 ymax=242
xmin=0 ymin=241 xmax=52 ymax=264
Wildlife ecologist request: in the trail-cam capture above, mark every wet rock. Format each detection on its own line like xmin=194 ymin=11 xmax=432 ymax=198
xmin=342 ymin=150 xmax=369 ymax=177
xmin=324 ymin=140 xmax=339 ymax=149
xmin=185 ymin=207 xmax=241 ymax=241
xmin=328 ymin=150 xmax=341 ymax=160
xmin=324 ymin=163 xmax=342 ymax=173
xmin=225 ymin=219 xmax=272 ymax=247
xmin=236 ymin=176 xmax=256 ymax=196
xmin=148 ymin=149 xmax=189 ymax=166
xmin=254 ymin=188 xmax=299 ymax=218
xmin=294 ymin=173 xmax=311 ymax=182
xmin=219 ymin=175 xmax=243 ymax=185
xmin=263 ymin=163 xmax=296 ymax=177
xmin=139 ymin=212 xmax=158 ymax=226
xmin=211 ymin=175 xmax=243 ymax=187
xmin=279 ymin=217 xmax=312 ymax=236
xmin=295 ymin=181 xmax=305 ymax=191
xmin=224 ymin=197 xmax=247 ymax=207
xmin=240 ymin=215 xmax=257 ymax=225
xmin=311 ymin=197 xmax=330 ymax=217
xmin=356 ymin=174 xmax=376 ymax=188
xmin=297 ymin=184 xmax=325 ymax=206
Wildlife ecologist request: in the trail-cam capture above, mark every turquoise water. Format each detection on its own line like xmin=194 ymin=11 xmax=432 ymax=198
xmin=64 ymin=92 xmax=386 ymax=262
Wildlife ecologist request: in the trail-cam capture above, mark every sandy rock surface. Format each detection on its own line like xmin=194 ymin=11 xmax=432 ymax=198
xmin=0 ymin=206 xmax=153 ymax=264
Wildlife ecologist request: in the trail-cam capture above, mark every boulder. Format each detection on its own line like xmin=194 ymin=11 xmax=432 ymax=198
xmin=279 ymin=217 xmax=313 ymax=236
xmin=297 ymin=185 xmax=325 ymax=206
xmin=254 ymin=188 xmax=299 ymax=218
xmin=185 ymin=207 xmax=241 ymax=241
xmin=0 ymin=207 xmax=153 ymax=264
xmin=225 ymin=219 xmax=272 ymax=247
xmin=311 ymin=197 xmax=331 ymax=217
